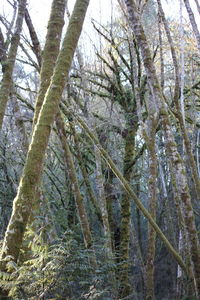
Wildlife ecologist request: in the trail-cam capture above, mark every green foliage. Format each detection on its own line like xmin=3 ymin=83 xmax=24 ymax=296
xmin=1 ymin=230 xmax=116 ymax=300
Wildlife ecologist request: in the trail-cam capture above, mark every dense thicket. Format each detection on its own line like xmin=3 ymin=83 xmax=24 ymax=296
xmin=0 ymin=0 xmax=199 ymax=299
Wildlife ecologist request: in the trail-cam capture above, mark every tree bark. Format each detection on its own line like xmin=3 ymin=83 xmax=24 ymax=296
xmin=145 ymin=119 xmax=157 ymax=300
xmin=94 ymin=145 xmax=113 ymax=256
xmin=183 ymin=0 xmax=200 ymax=53
xmin=72 ymin=126 xmax=103 ymax=225
xmin=156 ymin=0 xmax=179 ymax=101
xmin=56 ymin=113 xmax=97 ymax=269
xmin=0 ymin=0 xmax=27 ymax=129
xmin=32 ymin=0 xmax=66 ymax=127
xmin=157 ymin=12 xmax=164 ymax=90
xmin=24 ymin=9 xmax=42 ymax=68
xmin=0 ymin=0 xmax=90 ymax=278
xmin=194 ymin=0 xmax=200 ymax=15
xmin=157 ymin=0 xmax=200 ymax=202
xmin=75 ymin=114 xmax=187 ymax=273
xmin=119 ymin=117 xmax=136 ymax=298
xmin=123 ymin=1 xmax=200 ymax=294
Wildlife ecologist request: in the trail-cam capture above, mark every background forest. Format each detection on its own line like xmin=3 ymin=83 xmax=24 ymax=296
xmin=0 ymin=0 xmax=200 ymax=299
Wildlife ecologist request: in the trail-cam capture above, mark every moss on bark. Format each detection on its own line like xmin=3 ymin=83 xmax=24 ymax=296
xmin=124 ymin=0 xmax=200 ymax=294
xmin=0 ymin=0 xmax=90 ymax=275
xmin=0 ymin=0 xmax=27 ymax=129
xmin=32 ymin=0 xmax=65 ymax=127
xmin=119 ymin=120 xmax=136 ymax=298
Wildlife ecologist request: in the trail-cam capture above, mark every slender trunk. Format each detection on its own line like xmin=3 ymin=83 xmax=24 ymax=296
xmin=0 ymin=28 xmax=6 ymax=67
xmin=178 ymin=114 xmax=200 ymax=201
xmin=183 ymin=0 xmax=200 ymax=53
xmin=157 ymin=0 xmax=200 ymax=202
xmin=72 ymin=126 xmax=103 ymax=225
xmin=161 ymin=115 xmax=200 ymax=293
xmin=136 ymin=207 xmax=143 ymax=256
xmin=194 ymin=0 xmax=200 ymax=15
xmin=119 ymin=119 xmax=136 ymax=298
xmin=56 ymin=113 xmax=97 ymax=268
xmin=94 ymin=145 xmax=113 ymax=256
xmin=179 ymin=0 xmax=185 ymax=123
xmin=93 ymin=143 xmax=118 ymax=297
xmin=0 ymin=0 xmax=90 ymax=275
xmin=24 ymin=9 xmax=42 ymax=68
xmin=104 ymin=168 xmax=117 ymax=252
xmin=145 ymin=120 xmax=157 ymax=300
xmin=27 ymin=0 xmax=65 ymax=224
xmin=165 ymin=148 xmax=195 ymax=296
xmin=13 ymin=1 xmax=66 ymax=258
xmin=10 ymin=92 xmax=29 ymax=151
xmin=123 ymin=1 xmax=200 ymax=293
xmin=134 ymin=48 xmax=158 ymax=299
xmin=32 ymin=0 xmax=65 ymax=127
xmin=157 ymin=0 xmax=180 ymax=101
xmin=0 ymin=0 xmax=27 ymax=129
xmin=76 ymin=115 xmax=187 ymax=273
xmin=157 ymin=13 xmax=164 ymax=89
xmin=130 ymin=219 xmax=146 ymax=296
xmin=197 ymin=129 xmax=200 ymax=177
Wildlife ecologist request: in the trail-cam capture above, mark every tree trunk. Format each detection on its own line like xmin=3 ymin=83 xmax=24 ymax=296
xmin=157 ymin=12 xmax=164 ymax=89
xmin=76 ymin=115 xmax=187 ymax=273
xmin=56 ymin=113 xmax=97 ymax=269
xmin=0 ymin=0 xmax=27 ymax=129
xmin=0 ymin=0 xmax=90 ymax=279
xmin=32 ymin=0 xmax=65 ymax=127
xmin=94 ymin=145 xmax=113 ymax=256
xmin=157 ymin=0 xmax=200 ymax=202
xmin=72 ymin=126 xmax=103 ymax=225
xmin=24 ymin=9 xmax=42 ymax=68
xmin=145 ymin=119 xmax=157 ymax=300
xmin=183 ymin=0 xmax=200 ymax=53
xmin=119 ymin=118 xmax=136 ymax=298
xmin=194 ymin=0 xmax=200 ymax=15
xmin=124 ymin=0 xmax=200 ymax=294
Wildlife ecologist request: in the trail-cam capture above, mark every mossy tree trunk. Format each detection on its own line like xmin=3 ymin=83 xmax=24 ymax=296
xmin=145 ymin=118 xmax=158 ymax=300
xmin=104 ymin=168 xmax=118 ymax=252
xmin=0 ymin=28 xmax=6 ymax=65
xmin=72 ymin=126 xmax=103 ymax=225
xmin=119 ymin=116 xmax=136 ymax=298
xmin=124 ymin=0 xmax=200 ymax=295
xmin=56 ymin=113 xmax=97 ymax=269
xmin=157 ymin=0 xmax=200 ymax=203
xmin=94 ymin=144 xmax=113 ymax=256
xmin=0 ymin=27 xmax=28 ymax=153
xmin=161 ymin=115 xmax=200 ymax=294
xmin=10 ymin=92 xmax=29 ymax=151
xmin=93 ymin=140 xmax=118 ymax=297
xmin=183 ymin=0 xmax=200 ymax=53
xmin=136 ymin=83 xmax=158 ymax=299
xmin=32 ymin=0 xmax=66 ymax=127
xmin=25 ymin=0 xmax=66 ymax=226
xmin=18 ymin=0 xmax=66 ymax=252
xmin=164 ymin=142 xmax=195 ymax=295
xmin=0 ymin=0 xmax=27 ymax=129
xmin=155 ymin=3 xmax=200 ymax=292
xmin=76 ymin=115 xmax=187 ymax=273
xmin=0 ymin=0 xmax=90 ymax=279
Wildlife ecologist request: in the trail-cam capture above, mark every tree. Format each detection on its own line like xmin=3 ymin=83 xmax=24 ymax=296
xmin=0 ymin=0 xmax=90 ymax=295
xmin=0 ymin=0 xmax=199 ymax=299
xmin=183 ymin=0 xmax=200 ymax=53
xmin=124 ymin=0 xmax=200 ymax=297
xmin=0 ymin=0 xmax=26 ymax=129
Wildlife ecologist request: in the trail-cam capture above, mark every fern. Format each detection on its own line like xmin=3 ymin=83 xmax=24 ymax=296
xmin=1 ymin=227 xmax=118 ymax=299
